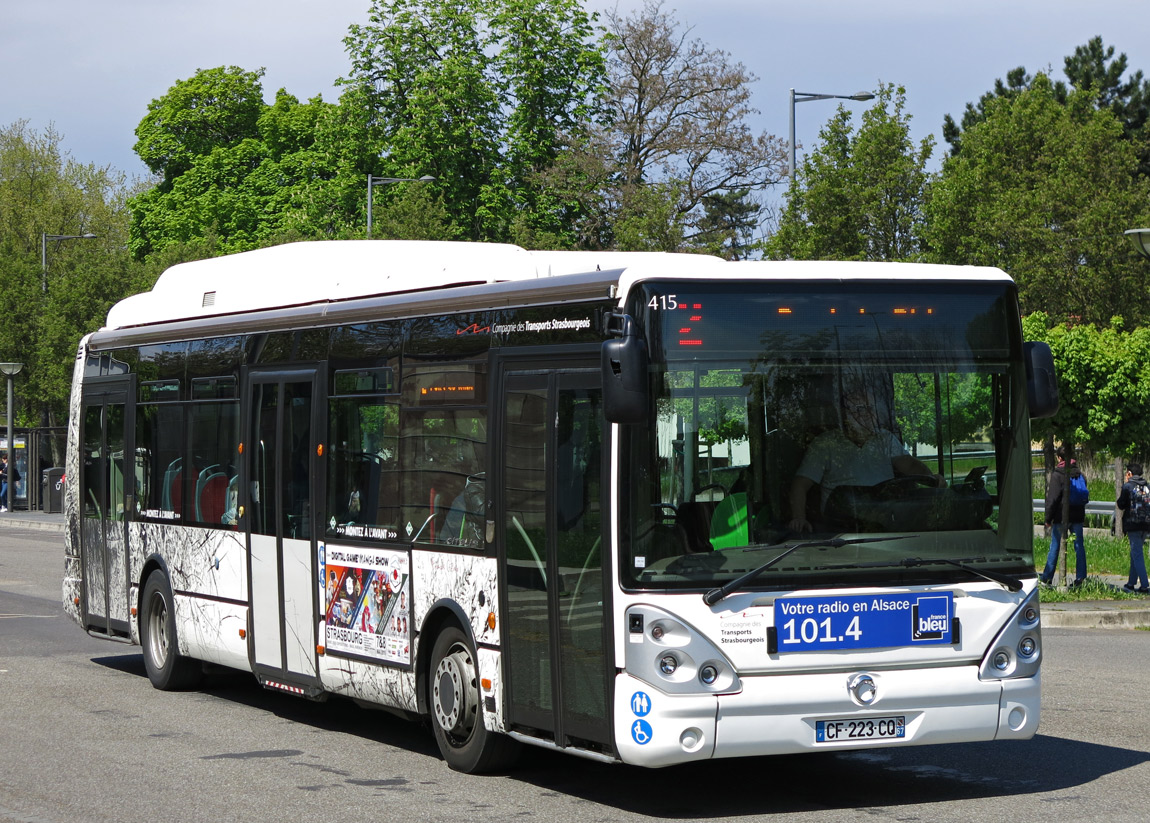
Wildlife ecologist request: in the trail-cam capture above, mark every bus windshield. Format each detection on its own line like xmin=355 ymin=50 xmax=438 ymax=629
xmin=622 ymin=279 xmax=1034 ymax=592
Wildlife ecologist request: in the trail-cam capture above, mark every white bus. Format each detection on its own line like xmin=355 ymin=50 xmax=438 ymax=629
xmin=64 ymin=240 xmax=1058 ymax=772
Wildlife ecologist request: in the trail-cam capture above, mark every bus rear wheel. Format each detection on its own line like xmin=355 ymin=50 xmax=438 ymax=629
xmin=428 ymin=625 xmax=519 ymax=773
xmin=141 ymin=569 xmax=202 ymax=691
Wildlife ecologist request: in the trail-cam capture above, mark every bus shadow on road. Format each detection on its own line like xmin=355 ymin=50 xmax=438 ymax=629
xmin=93 ymin=653 xmax=1145 ymax=814
xmin=506 ymin=735 xmax=1148 ymax=816
xmin=91 ymin=652 xmax=440 ymax=758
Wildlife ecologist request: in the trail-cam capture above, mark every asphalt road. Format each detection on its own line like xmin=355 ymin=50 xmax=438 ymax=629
xmin=2 ymin=527 xmax=1148 ymax=823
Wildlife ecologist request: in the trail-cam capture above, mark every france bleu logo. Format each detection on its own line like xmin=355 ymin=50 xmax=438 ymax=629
xmin=911 ymin=595 xmax=949 ymax=641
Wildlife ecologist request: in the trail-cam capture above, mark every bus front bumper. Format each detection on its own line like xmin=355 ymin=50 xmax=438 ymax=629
xmin=613 ymin=667 xmax=1039 ymax=768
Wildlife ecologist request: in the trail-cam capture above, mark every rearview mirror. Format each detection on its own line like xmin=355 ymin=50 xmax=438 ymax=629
xmin=602 ymin=315 xmax=649 ymax=424
xmin=1024 ymin=341 xmax=1059 ymax=419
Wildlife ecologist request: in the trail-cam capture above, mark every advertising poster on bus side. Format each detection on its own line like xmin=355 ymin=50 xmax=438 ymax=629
xmin=320 ymin=544 xmax=410 ymax=666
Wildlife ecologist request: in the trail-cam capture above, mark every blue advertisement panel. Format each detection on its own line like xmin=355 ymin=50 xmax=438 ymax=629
xmin=774 ymin=592 xmax=953 ymax=652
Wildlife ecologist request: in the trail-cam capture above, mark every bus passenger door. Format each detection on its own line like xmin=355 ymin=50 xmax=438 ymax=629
xmin=79 ymin=380 xmax=133 ymax=637
xmin=497 ymin=365 xmax=612 ymax=753
xmin=243 ymin=368 xmax=324 ymax=692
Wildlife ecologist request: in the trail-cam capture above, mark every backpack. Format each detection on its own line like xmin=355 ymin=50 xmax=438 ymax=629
xmin=1128 ymin=480 xmax=1150 ymax=526
xmin=1068 ymin=473 xmax=1089 ymax=506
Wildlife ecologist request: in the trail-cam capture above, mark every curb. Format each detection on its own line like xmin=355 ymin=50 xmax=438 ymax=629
xmin=1042 ymin=604 xmax=1150 ymax=629
xmin=0 ymin=515 xmax=67 ymax=534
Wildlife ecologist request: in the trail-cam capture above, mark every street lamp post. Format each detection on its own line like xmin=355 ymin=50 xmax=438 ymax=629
xmin=1124 ymin=228 xmax=1150 ymax=260
xmin=0 ymin=362 xmax=23 ymax=513
xmin=366 ymin=175 xmax=436 ymax=238
xmin=41 ymin=232 xmax=97 ymax=293
xmin=788 ymin=89 xmax=876 ymax=178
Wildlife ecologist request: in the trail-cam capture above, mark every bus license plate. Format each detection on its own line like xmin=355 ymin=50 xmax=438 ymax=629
xmin=815 ymin=716 xmax=905 ymax=743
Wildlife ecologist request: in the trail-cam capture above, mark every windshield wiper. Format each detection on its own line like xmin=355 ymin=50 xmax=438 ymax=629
xmin=702 ymin=535 xmax=917 ymax=606
xmin=817 ymin=556 xmax=1023 ymax=592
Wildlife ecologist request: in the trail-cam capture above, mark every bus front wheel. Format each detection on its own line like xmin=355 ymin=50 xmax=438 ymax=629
xmin=140 ymin=569 xmax=202 ymax=691
xmin=428 ymin=625 xmax=519 ymax=773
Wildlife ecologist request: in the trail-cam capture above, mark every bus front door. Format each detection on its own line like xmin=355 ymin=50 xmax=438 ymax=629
xmin=78 ymin=380 xmax=133 ymax=638
xmin=243 ymin=368 xmax=324 ymax=692
xmin=498 ymin=366 xmax=612 ymax=753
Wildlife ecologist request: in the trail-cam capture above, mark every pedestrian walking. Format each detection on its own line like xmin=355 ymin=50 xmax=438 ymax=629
xmin=1041 ymin=445 xmax=1087 ymax=586
xmin=0 ymin=453 xmax=19 ymax=513
xmin=1116 ymin=462 xmax=1150 ymax=594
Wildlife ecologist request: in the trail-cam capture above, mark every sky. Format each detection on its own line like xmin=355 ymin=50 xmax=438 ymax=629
xmin=4 ymin=0 xmax=1150 ymax=185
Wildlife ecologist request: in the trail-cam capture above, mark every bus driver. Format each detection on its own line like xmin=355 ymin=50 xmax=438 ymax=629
xmin=786 ymin=385 xmax=943 ymax=534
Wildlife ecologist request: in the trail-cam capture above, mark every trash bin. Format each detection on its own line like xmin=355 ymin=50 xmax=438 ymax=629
xmin=44 ymin=468 xmax=64 ymax=513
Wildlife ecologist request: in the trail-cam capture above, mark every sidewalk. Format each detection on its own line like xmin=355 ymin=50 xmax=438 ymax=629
xmin=0 ymin=508 xmax=67 ymax=534
xmin=3 ymin=509 xmax=1148 ymax=629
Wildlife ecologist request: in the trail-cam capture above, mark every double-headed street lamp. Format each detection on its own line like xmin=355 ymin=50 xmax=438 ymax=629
xmin=41 ymin=232 xmax=97 ymax=293
xmin=0 ymin=362 xmax=22 ymax=513
xmin=788 ymin=89 xmax=876 ymax=178
xmin=366 ymin=175 xmax=436 ymax=238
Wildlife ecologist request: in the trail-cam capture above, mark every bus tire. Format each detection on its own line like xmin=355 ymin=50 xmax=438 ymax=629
xmin=428 ymin=625 xmax=519 ymax=773
xmin=141 ymin=569 xmax=202 ymax=691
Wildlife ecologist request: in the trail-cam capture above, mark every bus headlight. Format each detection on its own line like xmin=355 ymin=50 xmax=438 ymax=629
xmin=625 ymin=605 xmax=741 ymax=695
xmin=979 ymin=588 xmax=1041 ymax=680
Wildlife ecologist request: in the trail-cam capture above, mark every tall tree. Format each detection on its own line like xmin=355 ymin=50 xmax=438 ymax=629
xmin=943 ymin=36 xmax=1150 ymax=173
xmin=695 ymin=188 xmax=759 ymax=259
xmin=343 ymin=0 xmax=605 ymax=242
xmin=764 ymin=84 xmax=932 ymax=262
xmin=134 ymin=66 xmax=267 ymax=188
xmin=129 ymin=74 xmax=375 ymax=259
xmin=602 ymin=0 xmax=785 ymax=245
xmin=0 ymin=121 xmax=140 ymax=430
xmin=924 ymin=74 xmax=1150 ymax=326
xmin=1024 ymin=313 xmax=1150 ymax=463
xmin=482 ymin=0 xmax=607 ymax=243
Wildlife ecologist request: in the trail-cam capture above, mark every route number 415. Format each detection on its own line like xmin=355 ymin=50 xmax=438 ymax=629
xmin=648 ymin=295 xmax=678 ymax=310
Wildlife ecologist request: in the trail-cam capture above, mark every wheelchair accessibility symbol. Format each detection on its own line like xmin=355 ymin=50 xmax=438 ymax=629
xmin=631 ymin=719 xmax=653 ymax=745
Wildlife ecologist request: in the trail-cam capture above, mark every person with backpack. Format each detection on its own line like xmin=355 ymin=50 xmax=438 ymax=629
xmin=1041 ymin=445 xmax=1088 ymax=586
xmin=1117 ymin=462 xmax=1150 ymax=594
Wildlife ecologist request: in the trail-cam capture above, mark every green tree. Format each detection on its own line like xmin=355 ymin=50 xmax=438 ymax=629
xmin=695 ymin=188 xmax=759 ymax=259
xmin=134 ymin=66 xmax=267 ymax=187
xmin=0 ymin=121 xmax=141 ymax=431
xmin=129 ymin=76 xmax=367 ymax=259
xmin=924 ymin=75 xmax=1150 ymax=326
xmin=943 ymin=36 xmax=1150 ymax=173
xmin=1023 ymin=313 xmax=1150 ymax=461
xmin=612 ymin=181 xmax=686 ymax=252
xmin=485 ymin=0 xmax=606 ymax=242
xmin=343 ymin=0 xmax=605 ymax=242
xmin=764 ymin=84 xmax=932 ymax=262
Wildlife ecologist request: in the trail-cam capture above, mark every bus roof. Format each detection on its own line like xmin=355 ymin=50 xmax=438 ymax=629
xmin=102 ymin=240 xmax=1013 ymax=333
xmin=103 ymin=240 xmax=726 ymax=331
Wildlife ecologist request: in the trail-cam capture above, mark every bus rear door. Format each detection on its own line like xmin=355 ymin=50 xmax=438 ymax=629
xmin=78 ymin=378 xmax=133 ymax=637
xmin=243 ymin=367 xmax=324 ymax=694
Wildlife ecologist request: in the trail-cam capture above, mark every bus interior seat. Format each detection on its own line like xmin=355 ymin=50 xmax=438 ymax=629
xmin=170 ymin=472 xmax=183 ymax=516
xmin=675 ymin=501 xmax=716 ymax=552
xmin=196 ymin=467 xmax=228 ymax=523
xmin=162 ymin=457 xmax=182 ymax=513
xmin=359 ymin=453 xmax=382 ymax=523
xmin=709 ymin=492 xmax=749 ymax=550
